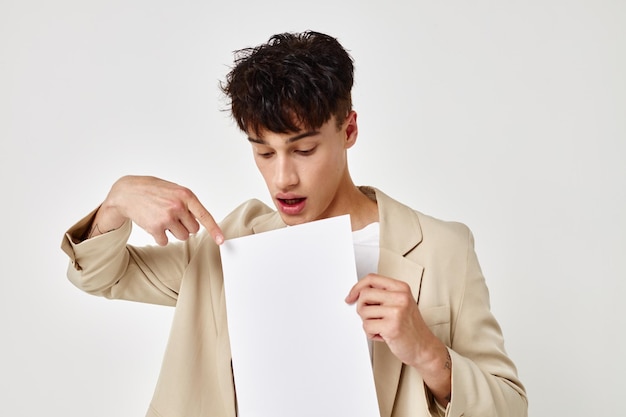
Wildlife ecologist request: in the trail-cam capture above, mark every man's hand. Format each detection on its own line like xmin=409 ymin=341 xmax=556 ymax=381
xmin=345 ymin=274 xmax=452 ymax=406
xmin=87 ymin=175 xmax=224 ymax=246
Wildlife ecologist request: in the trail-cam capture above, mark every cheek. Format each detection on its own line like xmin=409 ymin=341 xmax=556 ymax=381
xmin=309 ymin=159 xmax=343 ymax=188
xmin=306 ymin=159 xmax=331 ymax=181
xmin=324 ymin=150 xmax=347 ymax=176
xmin=254 ymin=159 xmax=273 ymax=184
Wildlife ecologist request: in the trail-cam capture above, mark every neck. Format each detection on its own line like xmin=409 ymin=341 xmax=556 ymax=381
xmin=349 ymin=187 xmax=379 ymax=231
xmin=333 ymin=178 xmax=379 ymax=231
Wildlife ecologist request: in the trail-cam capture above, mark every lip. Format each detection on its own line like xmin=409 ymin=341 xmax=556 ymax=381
xmin=276 ymin=194 xmax=307 ymax=216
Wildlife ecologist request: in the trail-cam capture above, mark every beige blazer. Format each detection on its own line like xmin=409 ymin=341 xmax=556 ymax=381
xmin=62 ymin=187 xmax=527 ymax=417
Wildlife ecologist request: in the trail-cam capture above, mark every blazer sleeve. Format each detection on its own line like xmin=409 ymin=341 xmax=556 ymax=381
xmin=445 ymin=229 xmax=528 ymax=417
xmin=60 ymin=199 xmax=277 ymax=307
xmin=60 ymin=207 xmax=200 ymax=306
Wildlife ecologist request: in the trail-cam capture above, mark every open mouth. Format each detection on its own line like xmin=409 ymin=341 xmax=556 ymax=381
xmin=276 ymin=196 xmax=307 ymax=215
xmin=279 ymin=198 xmax=306 ymax=205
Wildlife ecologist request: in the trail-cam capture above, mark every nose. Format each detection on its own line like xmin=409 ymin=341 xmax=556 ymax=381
xmin=274 ymin=155 xmax=299 ymax=191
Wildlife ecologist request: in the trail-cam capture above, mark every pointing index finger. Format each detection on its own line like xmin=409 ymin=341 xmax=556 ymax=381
xmin=188 ymin=198 xmax=224 ymax=245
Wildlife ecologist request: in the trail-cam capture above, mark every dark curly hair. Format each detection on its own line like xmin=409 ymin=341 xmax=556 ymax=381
xmin=221 ymin=31 xmax=354 ymax=136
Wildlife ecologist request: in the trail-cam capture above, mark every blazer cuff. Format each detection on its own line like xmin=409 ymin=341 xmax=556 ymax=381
xmin=61 ymin=207 xmax=132 ymax=271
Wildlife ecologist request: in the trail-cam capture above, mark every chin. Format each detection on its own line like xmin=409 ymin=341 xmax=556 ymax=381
xmin=277 ymin=213 xmax=310 ymax=226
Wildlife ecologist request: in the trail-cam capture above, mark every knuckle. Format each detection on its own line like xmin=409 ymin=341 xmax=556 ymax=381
xmin=156 ymin=216 xmax=173 ymax=228
xmin=356 ymin=303 xmax=366 ymax=316
xmin=174 ymin=186 xmax=194 ymax=200
xmin=398 ymin=294 xmax=412 ymax=308
xmin=166 ymin=199 xmax=187 ymax=214
xmin=388 ymin=326 xmax=401 ymax=340
xmin=148 ymin=217 xmax=174 ymax=234
xmin=389 ymin=306 xmax=402 ymax=321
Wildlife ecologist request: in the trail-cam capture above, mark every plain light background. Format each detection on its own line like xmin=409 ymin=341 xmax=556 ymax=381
xmin=1 ymin=1 xmax=624 ymax=416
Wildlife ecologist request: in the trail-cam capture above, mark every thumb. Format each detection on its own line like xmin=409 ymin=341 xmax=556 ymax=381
xmin=345 ymin=283 xmax=360 ymax=304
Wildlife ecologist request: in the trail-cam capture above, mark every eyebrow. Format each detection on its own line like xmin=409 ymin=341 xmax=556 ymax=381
xmin=247 ymin=130 xmax=320 ymax=145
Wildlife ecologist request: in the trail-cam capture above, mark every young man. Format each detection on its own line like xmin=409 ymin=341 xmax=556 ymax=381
xmin=61 ymin=31 xmax=527 ymax=417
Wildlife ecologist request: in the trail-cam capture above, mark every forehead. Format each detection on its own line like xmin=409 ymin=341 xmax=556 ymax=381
xmin=248 ymin=116 xmax=337 ymax=144
xmin=245 ymin=116 xmax=339 ymax=140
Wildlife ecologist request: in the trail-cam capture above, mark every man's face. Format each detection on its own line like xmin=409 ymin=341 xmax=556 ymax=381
xmin=247 ymin=112 xmax=358 ymax=226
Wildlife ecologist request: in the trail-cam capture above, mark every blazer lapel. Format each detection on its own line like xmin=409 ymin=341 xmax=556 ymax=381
xmin=371 ymin=188 xmax=425 ymax=417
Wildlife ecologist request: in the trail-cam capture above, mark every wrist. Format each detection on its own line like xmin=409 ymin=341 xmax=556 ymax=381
xmin=84 ymin=201 xmax=126 ymax=240
xmin=411 ymin=340 xmax=452 ymax=406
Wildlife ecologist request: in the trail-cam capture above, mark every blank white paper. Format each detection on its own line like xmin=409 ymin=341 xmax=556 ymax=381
xmin=220 ymin=215 xmax=380 ymax=417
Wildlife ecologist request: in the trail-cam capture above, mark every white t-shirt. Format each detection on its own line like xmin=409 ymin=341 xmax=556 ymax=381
xmin=352 ymin=222 xmax=380 ymax=359
xmin=352 ymin=222 xmax=380 ymax=280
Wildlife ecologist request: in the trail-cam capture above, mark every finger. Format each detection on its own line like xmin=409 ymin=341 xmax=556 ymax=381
xmin=356 ymin=287 xmax=402 ymax=307
xmin=187 ymin=198 xmax=224 ymax=245
xmin=356 ymin=303 xmax=386 ymax=320
xmin=178 ymin=213 xmax=201 ymax=235
xmin=166 ymin=221 xmax=192 ymax=241
xmin=345 ymin=283 xmax=360 ymax=304
xmin=346 ymin=276 xmax=387 ymax=303
xmin=345 ymin=275 xmax=377 ymax=303
xmin=347 ymin=283 xmax=392 ymax=307
xmin=348 ymin=276 xmax=412 ymax=306
xmin=360 ymin=274 xmax=408 ymax=291
xmin=152 ymin=229 xmax=169 ymax=246
xmin=362 ymin=319 xmax=387 ymax=341
xmin=361 ymin=276 xmax=415 ymax=305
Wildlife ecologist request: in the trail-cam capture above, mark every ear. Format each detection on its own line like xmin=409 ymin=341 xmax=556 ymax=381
xmin=344 ymin=110 xmax=358 ymax=149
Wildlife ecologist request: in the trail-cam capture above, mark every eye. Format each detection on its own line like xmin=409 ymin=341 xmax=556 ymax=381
xmin=250 ymin=141 xmax=274 ymax=159
xmin=296 ymin=146 xmax=317 ymax=156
